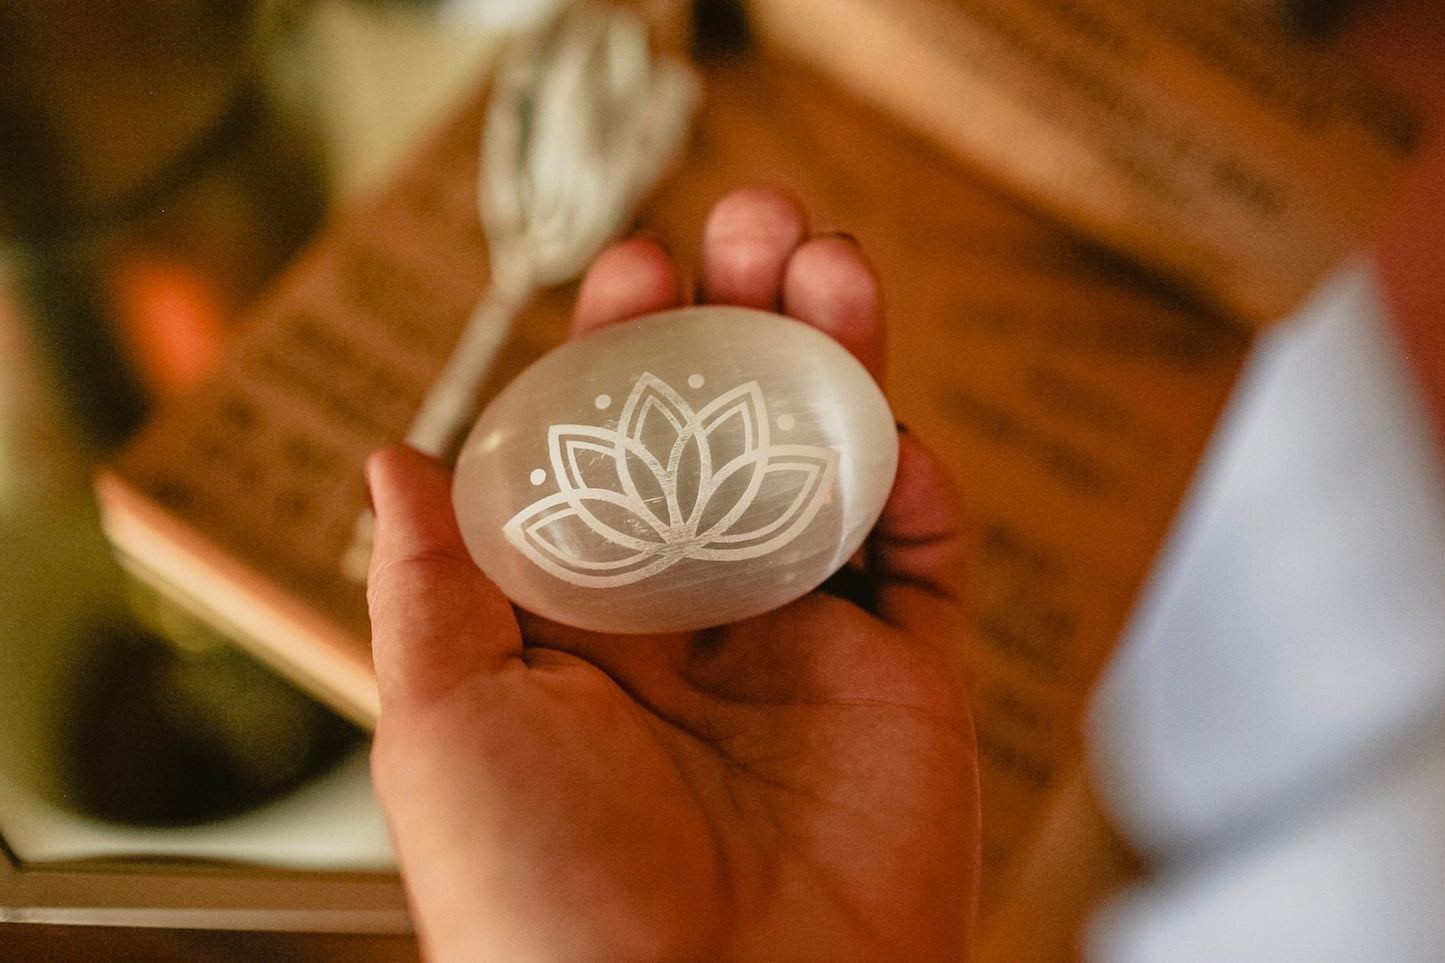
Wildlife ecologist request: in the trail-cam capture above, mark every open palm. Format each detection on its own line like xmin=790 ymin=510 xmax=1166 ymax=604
xmin=368 ymin=190 xmax=980 ymax=962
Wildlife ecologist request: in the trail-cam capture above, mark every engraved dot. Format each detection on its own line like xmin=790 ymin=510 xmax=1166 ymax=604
xmin=594 ymin=393 xmax=611 ymax=410
xmin=530 ymin=468 xmax=547 ymax=486
xmin=777 ymin=414 xmax=796 ymax=431
xmin=687 ymin=373 xmax=704 ymax=389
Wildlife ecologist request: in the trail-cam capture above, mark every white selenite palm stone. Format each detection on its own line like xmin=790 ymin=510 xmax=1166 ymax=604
xmin=452 ymin=305 xmax=899 ymax=634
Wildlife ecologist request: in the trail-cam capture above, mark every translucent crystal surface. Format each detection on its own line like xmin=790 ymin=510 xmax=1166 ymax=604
xmin=453 ymin=306 xmax=898 ymax=633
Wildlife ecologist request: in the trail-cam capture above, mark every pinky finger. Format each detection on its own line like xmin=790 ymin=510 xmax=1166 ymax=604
xmin=870 ymin=429 xmax=968 ymax=641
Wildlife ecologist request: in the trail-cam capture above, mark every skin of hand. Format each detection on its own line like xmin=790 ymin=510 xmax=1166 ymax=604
xmin=367 ymin=188 xmax=981 ymax=962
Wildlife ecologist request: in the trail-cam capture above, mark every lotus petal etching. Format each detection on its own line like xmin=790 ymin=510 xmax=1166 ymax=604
xmin=504 ymin=373 xmax=841 ymax=587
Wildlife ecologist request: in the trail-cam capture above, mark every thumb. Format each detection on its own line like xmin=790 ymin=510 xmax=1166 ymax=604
xmin=366 ymin=445 xmax=522 ymax=708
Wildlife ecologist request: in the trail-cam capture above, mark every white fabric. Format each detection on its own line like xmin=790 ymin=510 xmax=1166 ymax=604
xmin=1089 ymin=263 xmax=1445 ymax=859
xmin=1090 ymin=729 xmax=1445 ymax=963
xmin=1087 ymin=262 xmax=1445 ymax=959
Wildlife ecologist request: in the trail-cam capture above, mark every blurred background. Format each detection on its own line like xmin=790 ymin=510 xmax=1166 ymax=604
xmin=0 ymin=2 xmax=518 ymax=958
xmin=1 ymin=0 xmax=1442 ymax=960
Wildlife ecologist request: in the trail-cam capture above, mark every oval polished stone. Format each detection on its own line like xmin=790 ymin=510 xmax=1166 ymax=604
xmin=452 ymin=305 xmax=899 ymax=634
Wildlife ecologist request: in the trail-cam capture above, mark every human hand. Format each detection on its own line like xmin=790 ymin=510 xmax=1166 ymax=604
xmin=367 ymin=188 xmax=980 ymax=962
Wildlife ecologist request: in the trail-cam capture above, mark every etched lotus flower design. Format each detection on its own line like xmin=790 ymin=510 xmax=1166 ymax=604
xmin=504 ymin=372 xmax=840 ymax=588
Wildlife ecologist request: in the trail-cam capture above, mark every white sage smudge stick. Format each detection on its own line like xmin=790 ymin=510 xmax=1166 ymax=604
xmin=342 ymin=3 xmax=699 ymax=581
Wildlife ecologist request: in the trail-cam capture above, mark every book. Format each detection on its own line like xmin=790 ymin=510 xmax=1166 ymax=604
xmin=748 ymin=0 xmax=1418 ymax=326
